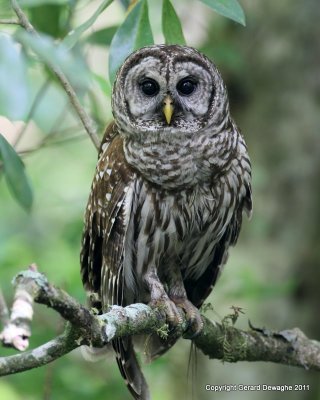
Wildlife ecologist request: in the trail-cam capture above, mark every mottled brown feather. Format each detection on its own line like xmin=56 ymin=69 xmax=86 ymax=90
xmin=81 ymin=45 xmax=253 ymax=400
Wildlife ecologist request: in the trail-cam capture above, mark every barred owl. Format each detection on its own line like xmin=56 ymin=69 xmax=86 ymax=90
xmin=81 ymin=45 xmax=252 ymax=400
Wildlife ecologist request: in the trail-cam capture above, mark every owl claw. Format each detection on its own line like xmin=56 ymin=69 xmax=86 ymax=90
xmin=149 ymin=297 xmax=183 ymax=328
xmin=171 ymin=298 xmax=203 ymax=337
xmin=149 ymin=296 xmax=203 ymax=338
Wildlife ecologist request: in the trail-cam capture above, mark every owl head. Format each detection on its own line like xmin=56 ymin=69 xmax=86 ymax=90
xmin=111 ymin=45 xmax=229 ymax=141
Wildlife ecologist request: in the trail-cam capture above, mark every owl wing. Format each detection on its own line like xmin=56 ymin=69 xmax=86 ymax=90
xmin=80 ymin=124 xmax=150 ymax=400
xmin=80 ymin=123 xmax=132 ymax=305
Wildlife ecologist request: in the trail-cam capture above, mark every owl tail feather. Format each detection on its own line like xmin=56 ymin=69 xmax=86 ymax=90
xmin=113 ymin=337 xmax=150 ymax=400
xmin=143 ymin=333 xmax=178 ymax=363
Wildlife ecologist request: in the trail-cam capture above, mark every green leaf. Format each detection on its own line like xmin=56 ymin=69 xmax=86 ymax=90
xmin=86 ymin=26 xmax=118 ymax=47
xmin=119 ymin=0 xmax=130 ymax=9
xmin=30 ymin=4 xmax=69 ymax=38
xmin=16 ymin=31 xmax=90 ymax=89
xmin=63 ymin=0 xmax=114 ymax=50
xmin=162 ymin=0 xmax=186 ymax=45
xmin=0 ymin=135 xmax=33 ymax=212
xmin=0 ymin=34 xmax=29 ymax=120
xmin=108 ymin=0 xmax=154 ymax=84
xmin=199 ymin=0 xmax=246 ymax=26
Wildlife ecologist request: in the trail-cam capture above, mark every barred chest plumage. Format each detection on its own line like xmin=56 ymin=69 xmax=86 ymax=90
xmin=123 ymin=126 xmax=239 ymax=190
xmin=121 ymin=128 xmax=251 ymax=300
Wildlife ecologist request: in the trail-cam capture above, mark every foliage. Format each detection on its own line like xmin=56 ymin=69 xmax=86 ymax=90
xmin=0 ymin=135 xmax=33 ymax=211
xmin=108 ymin=0 xmax=154 ymax=83
xmin=63 ymin=0 xmax=114 ymax=50
xmin=1 ymin=0 xmax=319 ymax=399
xmin=0 ymin=2 xmax=247 ymax=398
xmin=162 ymin=0 xmax=186 ymax=45
xmin=0 ymin=34 xmax=28 ymax=120
xmin=199 ymin=0 xmax=245 ymax=25
xmin=0 ymin=0 xmax=246 ymax=209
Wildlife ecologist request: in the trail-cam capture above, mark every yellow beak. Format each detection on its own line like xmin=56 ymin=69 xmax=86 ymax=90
xmin=163 ymin=95 xmax=174 ymax=125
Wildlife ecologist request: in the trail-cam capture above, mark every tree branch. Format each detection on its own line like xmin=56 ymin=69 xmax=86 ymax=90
xmin=0 ymin=268 xmax=319 ymax=378
xmin=10 ymin=0 xmax=100 ymax=151
xmin=0 ymin=331 xmax=77 ymax=376
xmin=194 ymin=317 xmax=320 ymax=370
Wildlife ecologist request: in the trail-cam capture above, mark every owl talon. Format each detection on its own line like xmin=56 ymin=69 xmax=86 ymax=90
xmin=149 ymin=297 xmax=183 ymax=328
xmin=171 ymin=298 xmax=203 ymax=337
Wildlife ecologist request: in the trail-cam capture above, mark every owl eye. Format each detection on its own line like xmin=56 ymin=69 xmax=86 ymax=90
xmin=140 ymin=79 xmax=160 ymax=96
xmin=177 ymin=78 xmax=197 ymax=96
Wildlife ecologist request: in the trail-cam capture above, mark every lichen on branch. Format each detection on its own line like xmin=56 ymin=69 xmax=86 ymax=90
xmin=0 ymin=267 xmax=319 ymax=378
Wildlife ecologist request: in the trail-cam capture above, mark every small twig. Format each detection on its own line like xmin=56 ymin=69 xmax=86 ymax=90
xmin=0 ymin=19 xmax=20 ymax=25
xmin=13 ymin=79 xmax=51 ymax=148
xmin=11 ymin=0 xmax=100 ymax=151
xmin=47 ymin=123 xmax=83 ymax=138
xmin=39 ymin=132 xmax=87 ymax=147
xmin=16 ymin=130 xmax=86 ymax=157
xmin=0 ymin=330 xmax=78 ymax=376
xmin=10 ymin=1 xmax=33 ymax=31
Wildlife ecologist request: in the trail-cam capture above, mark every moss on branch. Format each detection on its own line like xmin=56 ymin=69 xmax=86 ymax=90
xmin=0 ymin=269 xmax=319 ymax=377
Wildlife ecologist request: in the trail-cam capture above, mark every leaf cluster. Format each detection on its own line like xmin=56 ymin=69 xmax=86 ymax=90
xmin=0 ymin=0 xmax=245 ymax=210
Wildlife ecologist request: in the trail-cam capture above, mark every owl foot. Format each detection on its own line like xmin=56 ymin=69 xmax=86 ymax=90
xmin=145 ymin=270 xmax=183 ymax=331
xmin=145 ymin=271 xmax=201 ymax=337
xmin=149 ymin=296 xmax=183 ymax=328
xmin=171 ymin=297 xmax=203 ymax=338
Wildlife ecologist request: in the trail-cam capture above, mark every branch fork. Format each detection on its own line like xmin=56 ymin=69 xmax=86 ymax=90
xmin=0 ymin=266 xmax=319 ymax=377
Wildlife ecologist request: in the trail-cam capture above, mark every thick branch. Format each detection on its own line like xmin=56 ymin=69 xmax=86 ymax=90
xmin=11 ymin=0 xmax=100 ymax=150
xmin=0 ymin=269 xmax=319 ymax=378
xmin=194 ymin=317 xmax=320 ymax=371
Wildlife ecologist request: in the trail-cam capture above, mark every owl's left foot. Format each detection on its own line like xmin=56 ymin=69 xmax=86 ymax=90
xmin=144 ymin=270 xmax=203 ymax=337
xmin=171 ymin=297 xmax=203 ymax=337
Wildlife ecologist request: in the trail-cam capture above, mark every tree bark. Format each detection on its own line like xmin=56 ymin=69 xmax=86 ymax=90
xmin=1 ymin=269 xmax=319 ymax=377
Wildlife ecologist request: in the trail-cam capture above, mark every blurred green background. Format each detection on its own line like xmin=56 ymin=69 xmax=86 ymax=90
xmin=0 ymin=0 xmax=319 ymax=399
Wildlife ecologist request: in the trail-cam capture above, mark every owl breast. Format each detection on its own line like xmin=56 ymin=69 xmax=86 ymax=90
xmin=123 ymin=134 xmax=198 ymax=189
xmin=120 ymin=121 xmax=251 ymax=301
xmin=122 ymin=119 xmax=242 ymax=189
xmin=122 ymin=154 xmax=247 ymax=299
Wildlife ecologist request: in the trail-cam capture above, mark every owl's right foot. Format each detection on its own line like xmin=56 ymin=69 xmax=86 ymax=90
xmin=149 ymin=295 xmax=183 ymax=328
xmin=145 ymin=270 xmax=183 ymax=329
xmin=145 ymin=270 xmax=203 ymax=337
xmin=171 ymin=297 xmax=203 ymax=337
xmin=149 ymin=295 xmax=203 ymax=339
xmin=149 ymin=291 xmax=183 ymax=326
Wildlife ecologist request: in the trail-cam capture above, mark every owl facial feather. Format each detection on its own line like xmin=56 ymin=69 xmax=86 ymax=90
xmin=112 ymin=45 xmax=229 ymax=140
